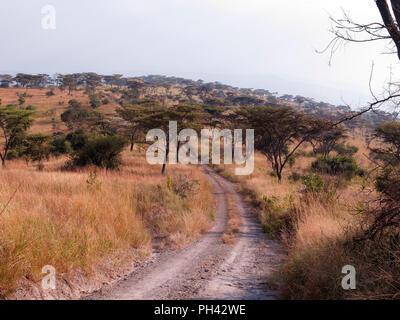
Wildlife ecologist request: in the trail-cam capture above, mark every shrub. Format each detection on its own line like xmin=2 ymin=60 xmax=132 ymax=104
xmin=46 ymin=90 xmax=55 ymax=97
xmin=18 ymin=96 xmax=25 ymax=106
xmin=51 ymin=134 xmax=72 ymax=157
xmin=68 ymin=99 xmax=82 ymax=109
xmin=6 ymin=149 xmax=20 ymax=160
xmin=65 ymin=129 xmax=90 ymax=151
xmin=89 ymin=94 xmax=102 ymax=108
xmin=288 ymin=172 xmax=303 ymax=182
xmin=71 ymin=135 xmax=127 ymax=169
xmin=167 ymin=174 xmax=199 ymax=199
xmin=334 ymin=143 xmax=359 ymax=156
xmin=302 ymin=174 xmax=325 ymax=194
xmin=312 ymin=155 xmax=364 ymax=179
xmin=22 ymin=134 xmax=52 ymax=169
xmin=260 ymin=195 xmax=294 ymax=239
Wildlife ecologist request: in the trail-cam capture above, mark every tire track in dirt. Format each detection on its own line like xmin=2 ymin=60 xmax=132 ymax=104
xmin=85 ymin=166 xmax=281 ymax=300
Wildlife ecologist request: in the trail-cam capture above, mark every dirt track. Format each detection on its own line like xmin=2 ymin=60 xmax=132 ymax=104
xmin=86 ymin=166 xmax=281 ymax=300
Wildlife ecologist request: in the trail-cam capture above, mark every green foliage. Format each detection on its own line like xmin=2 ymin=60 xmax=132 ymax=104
xmin=334 ymin=143 xmax=358 ymax=156
xmin=89 ymin=93 xmax=102 ymax=108
xmin=61 ymin=107 xmax=101 ymax=131
xmin=236 ymin=106 xmax=317 ymax=180
xmin=167 ymin=174 xmax=199 ymax=199
xmin=65 ymin=129 xmax=90 ymax=151
xmin=50 ymin=134 xmax=72 ymax=157
xmin=288 ymin=155 xmax=296 ymax=168
xmin=312 ymin=155 xmax=365 ymax=179
xmin=68 ymin=99 xmax=82 ymax=109
xmin=260 ymin=195 xmax=293 ymax=239
xmin=71 ymin=135 xmax=127 ymax=170
xmin=302 ymin=174 xmax=325 ymax=194
xmin=288 ymin=172 xmax=303 ymax=182
xmin=18 ymin=96 xmax=25 ymax=106
xmin=167 ymin=175 xmax=172 ymax=189
xmin=23 ymin=134 xmax=52 ymax=169
xmin=0 ymin=107 xmax=34 ymax=165
xmin=46 ymin=90 xmax=55 ymax=97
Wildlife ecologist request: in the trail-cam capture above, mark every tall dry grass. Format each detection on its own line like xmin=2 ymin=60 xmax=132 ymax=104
xmin=0 ymin=151 xmax=215 ymax=296
xmin=215 ymin=135 xmax=399 ymax=299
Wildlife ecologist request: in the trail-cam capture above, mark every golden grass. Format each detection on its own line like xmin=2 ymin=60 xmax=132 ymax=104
xmin=221 ymin=193 xmax=242 ymax=244
xmin=0 ymin=150 xmax=215 ymax=296
xmin=0 ymin=87 xmax=121 ymax=135
xmin=214 ymin=136 xmax=389 ymax=299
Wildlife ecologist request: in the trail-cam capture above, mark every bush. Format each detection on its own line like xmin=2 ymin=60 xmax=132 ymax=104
xmin=167 ymin=174 xmax=199 ymax=199
xmin=65 ymin=129 xmax=90 ymax=151
xmin=71 ymin=135 xmax=127 ymax=169
xmin=334 ymin=143 xmax=358 ymax=156
xmin=6 ymin=149 xmax=20 ymax=160
xmin=68 ymin=99 xmax=82 ymax=109
xmin=312 ymin=155 xmax=365 ymax=179
xmin=302 ymin=174 xmax=324 ymax=194
xmin=46 ymin=90 xmax=55 ymax=97
xmin=260 ymin=195 xmax=294 ymax=239
xmin=89 ymin=94 xmax=102 ymax=108
xmin=288 ymin=172 xmax=303 ymax=182
xmin=51 ymin=134 xmax=72 ymax=157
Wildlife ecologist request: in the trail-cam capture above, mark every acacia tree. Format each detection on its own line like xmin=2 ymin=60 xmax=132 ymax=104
xmin=237 ymin=106 xmax=323 ymax=181
xmin=0 ymin=107 xmax=34 ymax=166
xmin=23 ymin=134 xmax=52 ymax=170
xmin=137 ymin=103 xmax=205 ymax=174
xmin=116 ymin=105 xmax=148 ymax=151
xmin=58 ymin=74 xmax=77 ymax=95
xmin=307 ymin=120 xmax=347 ymax=158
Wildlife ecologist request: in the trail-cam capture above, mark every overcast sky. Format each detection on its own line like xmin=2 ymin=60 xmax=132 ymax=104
xmin=0 ymin=0 xmax=398 ymax=106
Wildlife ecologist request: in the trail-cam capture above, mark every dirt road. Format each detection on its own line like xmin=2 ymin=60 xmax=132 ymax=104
xmin=86 ymin=167 xmax=281 ymax=300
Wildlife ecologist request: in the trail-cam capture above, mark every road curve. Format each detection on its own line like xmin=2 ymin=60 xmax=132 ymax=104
xmin=85 ymin=166 xmax=281 ymax=300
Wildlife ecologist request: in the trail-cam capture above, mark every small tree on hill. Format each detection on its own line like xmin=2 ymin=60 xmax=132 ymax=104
xmin=236 ymin=106 xmax=322 ymax=181
xmin=307 ymin=120 xmax=347 ymax=158
xmin=0 ymin=107 xmax=34 ymax=166
xmin=23 ymin=134 xmax=52 ymax=170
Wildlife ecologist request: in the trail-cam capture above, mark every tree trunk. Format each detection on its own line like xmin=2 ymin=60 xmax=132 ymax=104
xmin=376 ymin=0 xmax=400 ymax=60
xmin=176 ymin=140 xmax=182 ymax=163
xmin=161 ymin=142 xmax=170 ymax=175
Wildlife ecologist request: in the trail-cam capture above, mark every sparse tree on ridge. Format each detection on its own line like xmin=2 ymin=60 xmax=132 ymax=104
xmin=0 ymin=107 xmax=34 ymax=167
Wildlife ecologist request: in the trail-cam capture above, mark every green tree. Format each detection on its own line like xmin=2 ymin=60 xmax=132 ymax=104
xmin=138 ymin=103 xmax=205 ymax=174
xmin=236 ymin=106 xmax=319 ymax=181
xmin=72 ymin=135 xmax=127 ymax=170
xmin=23 ymin=134 xmax=52 ymax=169
xmin=116 ymin=105 xmax=148 ymax=152
xmin=308 ymin=121 xmax=346 ymax=158
xmin=0 ymin=107 xmax=34 ymax=166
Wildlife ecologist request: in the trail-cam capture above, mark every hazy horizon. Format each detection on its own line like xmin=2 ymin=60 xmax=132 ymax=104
xmin=1 ymin=0 xmax=398 ymax=107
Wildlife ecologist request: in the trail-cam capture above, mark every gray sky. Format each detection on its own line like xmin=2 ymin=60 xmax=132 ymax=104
xmin=0 ymin=0 xmax=398 ymax=106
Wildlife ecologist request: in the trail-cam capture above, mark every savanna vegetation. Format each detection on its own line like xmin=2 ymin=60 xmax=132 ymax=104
xmin=0 ymin=51 xmax=400 ymax=300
